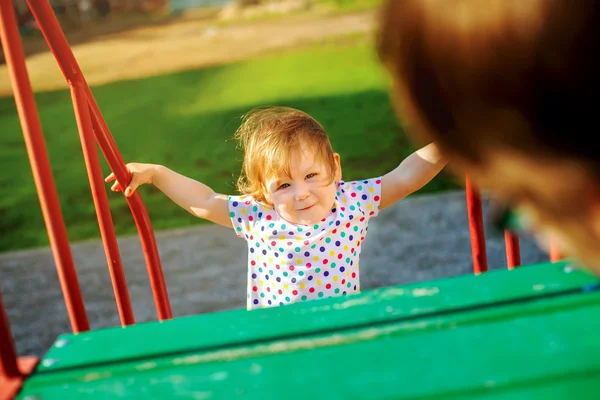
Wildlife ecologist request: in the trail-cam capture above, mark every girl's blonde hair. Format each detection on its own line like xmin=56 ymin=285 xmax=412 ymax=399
xmin=234 ymin=107 xmax=336 ymax=203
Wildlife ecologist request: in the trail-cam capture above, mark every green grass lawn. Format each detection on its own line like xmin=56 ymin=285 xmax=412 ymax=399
xmin=0 ymin=41 xmax=459 ymax=253
xmin=316 ymin=0 xmax=383 ymax=13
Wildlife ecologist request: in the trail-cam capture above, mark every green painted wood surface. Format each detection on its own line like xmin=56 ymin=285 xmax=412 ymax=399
xmin=17 ymin=261 xmax=600 ymax=399
xmin=33 ymin=261 xmax=596 ymax=372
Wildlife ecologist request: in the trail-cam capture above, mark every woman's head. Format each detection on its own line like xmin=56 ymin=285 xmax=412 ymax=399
xmin=377 ymin=0 xmax=600 ymax=269
xmin=234 ymin=107 xmax=341 ymax=224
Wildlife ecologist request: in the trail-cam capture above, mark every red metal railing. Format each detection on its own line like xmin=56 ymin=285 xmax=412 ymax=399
xmin=0 ymin=0 xmax=175 ymax=394
xmin=465 ymin=178 xmax=562 ymax=273
xmin=550 ymin=244 xmax=562 ymax=263
xmin=466 ymin=177 xmax=523 ymax=273
xmin=504 ymin=231 xmax=521 ymax=270
xmin=0 ymin=292 xmax=19 ymax=385
xmin=465 ymin=177 xmax=489 ymax=274
xmin=0 ymin=0 xmax=89 ymax=335
xmin=0 ymin=290 xmax=37 ymax=400
xmin=27 ymin=0 xmax=171 ymax=323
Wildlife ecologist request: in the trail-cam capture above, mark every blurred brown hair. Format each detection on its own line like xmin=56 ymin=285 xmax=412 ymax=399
xmin=234 ymin=106 xmax=336 ymax=203
xmin=377 ymin=0 xmax=599 ymax=171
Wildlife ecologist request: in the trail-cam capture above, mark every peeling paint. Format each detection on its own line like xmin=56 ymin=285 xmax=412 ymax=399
xmin=135 ymin=362 xmax=158 ymax=371
xmin=332 ymin=296 xmax=371 ymax=309
xmin=209 ymin=371 xmax=228 ymax=381
xmin=412 ymin=287 xmax=440 ymax=297
xmin=309 ymin=305 xmax=331 ymax=313
xmin=173 ymin=320 xmax=432 ymax=367
xmin=380 ymin=287 xmax=406 ymax=299
xmin=79 ymin=371 xmax=112 ymax=382
xmin=249 ymin=363 xmax=263 ymax=375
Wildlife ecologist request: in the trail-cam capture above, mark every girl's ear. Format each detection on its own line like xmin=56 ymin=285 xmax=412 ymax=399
xmin=333 ymin=153 xmax=342 ymax=181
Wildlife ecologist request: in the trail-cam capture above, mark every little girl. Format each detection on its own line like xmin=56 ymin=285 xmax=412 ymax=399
xmin=105 ymin=106 xmax=447 ymax=310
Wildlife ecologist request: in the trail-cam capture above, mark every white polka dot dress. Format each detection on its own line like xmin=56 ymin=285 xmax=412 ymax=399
xmin=228 ymin=178 xmax=382 ymax=310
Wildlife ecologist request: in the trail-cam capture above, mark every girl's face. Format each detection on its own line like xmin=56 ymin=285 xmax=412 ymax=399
xmin=453 ymin=148 xmax=600 ymax=273
xmin=264 ymin=145 xmax=341 ymax=226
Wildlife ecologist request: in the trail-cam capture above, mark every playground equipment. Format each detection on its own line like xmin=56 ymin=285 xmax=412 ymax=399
xmin=1 ymin=0 xmax=596 ymax=398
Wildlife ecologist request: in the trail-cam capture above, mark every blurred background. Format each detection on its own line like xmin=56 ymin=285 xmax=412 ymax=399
xmin=0 ymin=0 xmax=547 ymax=357
xmin=1 ymin=0 xmax=442 ymax=252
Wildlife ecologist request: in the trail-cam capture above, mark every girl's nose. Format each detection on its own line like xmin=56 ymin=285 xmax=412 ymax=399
xmin=295 ymin=186 xmax=310 ymax=201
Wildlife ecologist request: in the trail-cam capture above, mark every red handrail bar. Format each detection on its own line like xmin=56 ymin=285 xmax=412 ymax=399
xmin=0 ymin=292 xmax=19 ymax=380
xmin=0 ymin=291 xmax=39 ymax=400
xmin=0 ymin=290 xmax=20 ymax=400
xmin=86 ymin=99 xmax=171 ymax=320
xmin=550 ymin=243 xmax=563 ymax=263
xmin=467 ymin=183 xmax=562 ymax=271
xmin=71 ymin=81 xmax=135 ymax=326
xmin=0 ymin=0 xmax=89 ymax=333
xmin=465 ymin=177 xmax=489 ymax=274
xmin=27 ymin=0 xmax=172 ymax=320
xmin=504 ymin=231 xmax=521 ymax=269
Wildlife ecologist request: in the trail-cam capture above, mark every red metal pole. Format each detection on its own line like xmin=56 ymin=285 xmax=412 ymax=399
xmin=27 ymin=0 xmax=172 ymax=320
xmin=0 ymin=290 xmax=39 ymax=400
xmin=0 ymin=290 xmax=21 ymax=400
xmin=465 ymin=177 xmax=489 ymax=274
xmin=550 ymin=242 xmax=562 ymax=262
xmin=70 ymin=82 xmax=135 ymax=326
xmin=0 ymin=0 xmax=89 ymax=333
xmin=504 ymin=231 xmax=521 ymax=270
xmin=87 ymin=103 xmax=172 ymax=321
xmin=0 ymin=292 xmax=19 ymax=379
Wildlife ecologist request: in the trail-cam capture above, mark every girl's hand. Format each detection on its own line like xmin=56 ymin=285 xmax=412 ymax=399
xmin=105 ymin=163 xmax=159 ymax=197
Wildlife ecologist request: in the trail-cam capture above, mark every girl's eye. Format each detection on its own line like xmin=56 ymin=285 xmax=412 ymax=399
xmin=279 ymin=183 xmax=290 ymax=190
xmin=306 ymin=173 xmax=316 ymax=179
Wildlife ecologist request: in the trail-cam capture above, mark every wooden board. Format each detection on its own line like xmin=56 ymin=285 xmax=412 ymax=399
xmin=16 ymin=261 xmax=600 ymax=399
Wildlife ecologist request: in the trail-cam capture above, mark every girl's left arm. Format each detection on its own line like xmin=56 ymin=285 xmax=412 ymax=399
xmin=380 ymin=143 xmax=448 ymax=209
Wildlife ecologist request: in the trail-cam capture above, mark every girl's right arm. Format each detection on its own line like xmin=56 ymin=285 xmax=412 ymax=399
xmin=105 ymin=163 xmax=233 ymax=228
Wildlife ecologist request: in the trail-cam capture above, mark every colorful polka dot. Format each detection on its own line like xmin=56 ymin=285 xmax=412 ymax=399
xmin=229 ymin=178 xmax=381 ymax=310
